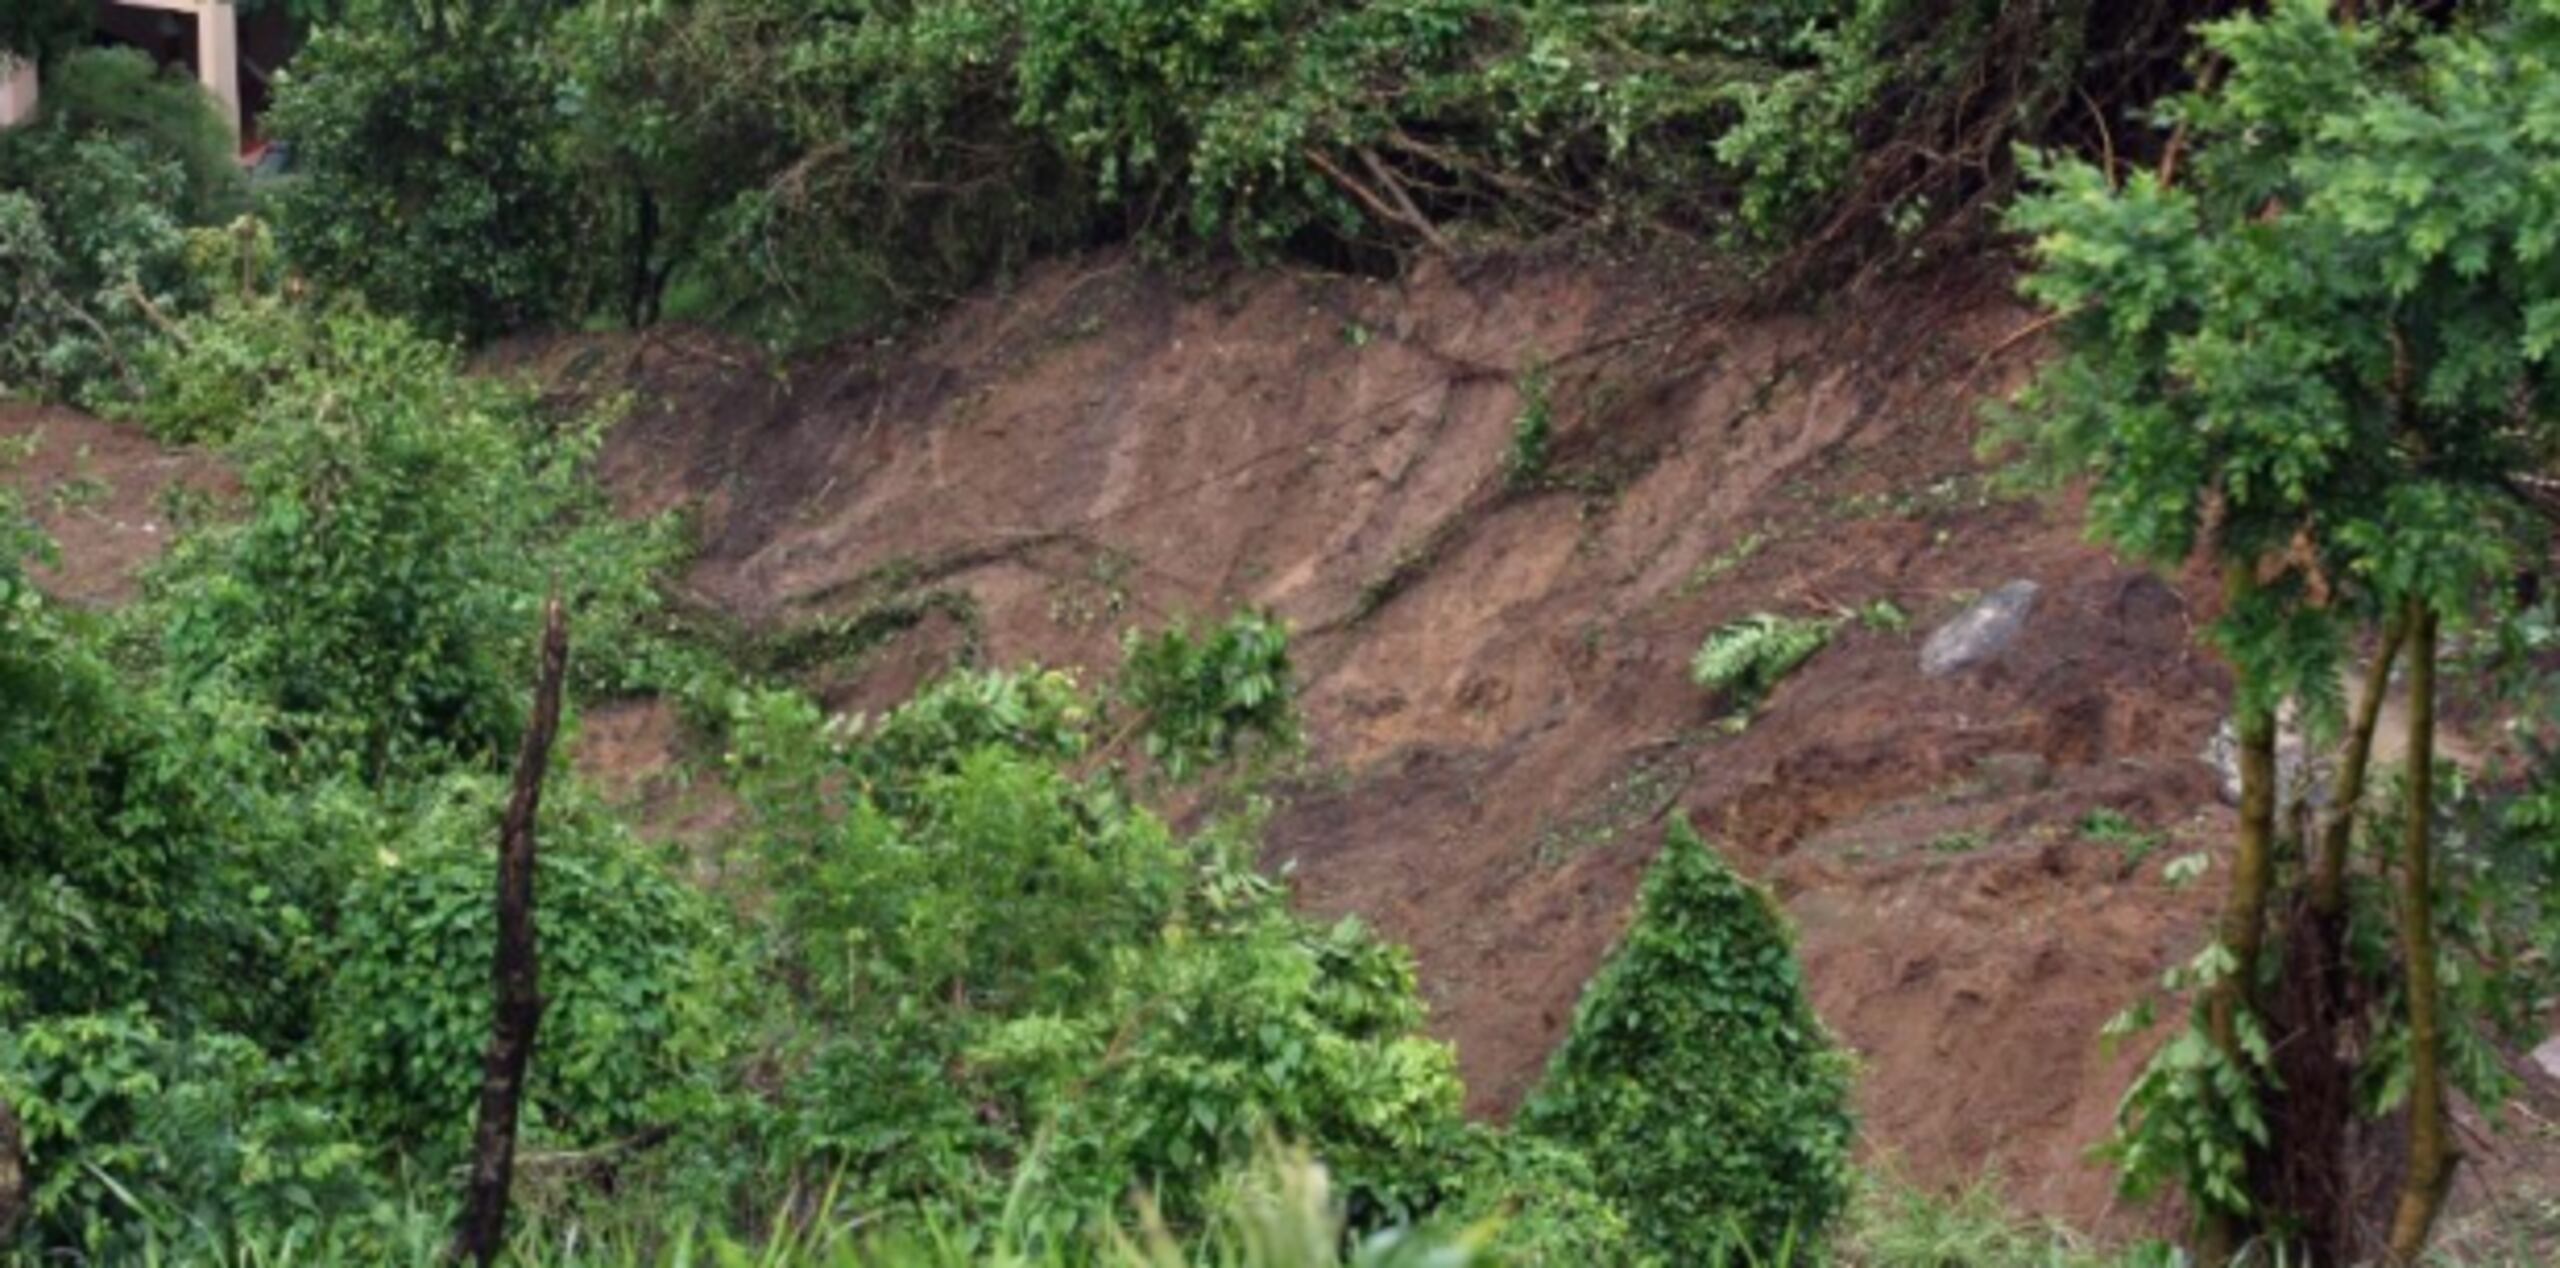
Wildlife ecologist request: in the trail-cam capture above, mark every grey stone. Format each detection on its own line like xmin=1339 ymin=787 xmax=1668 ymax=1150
xmin=1921 ymin=581 xmax=2040 ymax=678
xmin=2535 ymin=1033 xmax=2560 ymax=1082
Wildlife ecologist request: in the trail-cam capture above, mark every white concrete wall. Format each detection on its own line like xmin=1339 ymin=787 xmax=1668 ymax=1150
xmin=0 ymin=57 xmax=36 ymax=130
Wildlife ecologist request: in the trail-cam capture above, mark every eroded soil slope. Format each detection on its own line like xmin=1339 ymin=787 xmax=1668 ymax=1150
xmin=549 ymin=250 xmax=2239 ymax=1227
xmin=21 ymin=249 xmax=2552 ymax=1237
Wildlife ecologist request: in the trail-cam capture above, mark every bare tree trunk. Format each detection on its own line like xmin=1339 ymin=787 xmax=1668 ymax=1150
xmin=2386 ymin=604 xmax=2454 ymax=1265
xmin=449 ymin=599 xmax=569 ymax=1266
xmin=2314 ymin=617 xmax=2406 ymax=917
xmin=0 ymin=1093 xmax=25 ymax=1244
xmin=2200 ymin=563 xmax=2279 ymax=1264
xmin=2259 ymin=614 xmax=2408 ymax=1264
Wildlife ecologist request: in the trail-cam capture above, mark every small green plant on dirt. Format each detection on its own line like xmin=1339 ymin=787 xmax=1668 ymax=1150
xmin=1504 ymin=362 xmax=1554 ymax=492
xmin=2080 ymin=808 xmax=2167 ymax=873
xmin=1925 ymin=830 xmax=1987 ymax=856
xmin=1691 ymin=613 xmax=1837 ymax=724
xmin=1678 ymin=530 xmax=1772 ymax=598
xmin=1857 ymin=599 xmax=1911 ymax=635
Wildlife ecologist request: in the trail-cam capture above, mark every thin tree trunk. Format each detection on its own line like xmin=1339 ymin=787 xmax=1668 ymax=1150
xmin=0 ymin=1093 xmax=25 ymax=1244
xmin=2260 ymin=616 xmax=2404 ymax=1268
xmin=2385 ymin=604 xmax=2454 ymax=1265
xmin=2313 ymin=616 xmax=2406 ymax=917
xmin=448 ymin=599 xmax=569 ymax=1266
xmin=2201 ymin=562 xmax=2280 ymax=1263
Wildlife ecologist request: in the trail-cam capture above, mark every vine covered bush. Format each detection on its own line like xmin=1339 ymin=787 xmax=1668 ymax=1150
xmin=317 ymin=777 xmax=731 ymax=1160
xmin=147 ymin=304 xmax=675 ymax=781
xmin=1521 ymin=816 xmax=1855 ymax=1261
xmin=0 ymin=504 xmax=189 ymax=1023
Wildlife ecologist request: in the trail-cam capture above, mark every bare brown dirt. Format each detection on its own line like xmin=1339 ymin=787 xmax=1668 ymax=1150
xmin=0 ymin=403 xmax=230 ymax=605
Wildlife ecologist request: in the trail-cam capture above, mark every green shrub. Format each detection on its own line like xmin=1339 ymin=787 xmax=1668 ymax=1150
xmin=1503 ymin=365 xmax=1554 ymax=492
xmin=0 ymin=48 xmax=246 ymax=405
xmin=267 ymin=13 xmax=578 ymax=341
xmin=1432 ymin=1129 xmax=1651 ymax=1267
xmin=726 ymin=651 xmax=1468 ymax=1247
xmin=148 ymin=304 xmax=675 ymax=779
xmin=27 ymin=48 xmax=248 ymax=225
xmin=1521 ymin=817 xmax=1855 ymax=1262
xmin=979 ymin=909 xmax=1465 ymax=1239
xmin=316 ymin=776 xmax=731 ymax=1160
xmin=0 ymin=508 xmax=187 ymax=1021
xmin=0 ymin=135 xmax=194 ymax=404
xmin=0 ymin=1009 xmax=373 ymax=1258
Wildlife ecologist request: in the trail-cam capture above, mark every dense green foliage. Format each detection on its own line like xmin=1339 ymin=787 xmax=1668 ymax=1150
xmin=1522 ymin=817 xmax=1856 ymax=1262
xmin=252 ymin=0 xmax=2221 ymax=345
xmin=144 ymin=302 xmax=682 ymax=779
xmin=319 ymin=779 xmax=731 ymax=1160
xmin=726 ymin=668 xmax=1480 ymax=1243
xmin=1117 ymin=611 xmax=1298 ymax=782
xmin=267 ymin=6 xmax=580 ymax=341
xmin=1689 ymin=613 xmax=1837 ymax=718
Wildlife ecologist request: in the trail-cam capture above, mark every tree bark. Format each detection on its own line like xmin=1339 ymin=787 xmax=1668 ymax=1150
xmin=0 ymin=1093 xmax=25 ymax=1244
xmin=2200 ymin=562 xmax=2280 ymax=1263
xmin=448 ymin=599 xmax=569 ymax=1266
xmin=2313 ymin=616 xmax=2406 ymax=918
xmin=2385 ymin=604 xmax=2454 ymax=1265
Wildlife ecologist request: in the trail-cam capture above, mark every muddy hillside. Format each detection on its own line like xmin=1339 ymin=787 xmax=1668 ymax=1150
xmin=25 ymin=250 xmax=2547 ymax=1236
xmin=546 ymin=249 xmax=2241 ymax=1229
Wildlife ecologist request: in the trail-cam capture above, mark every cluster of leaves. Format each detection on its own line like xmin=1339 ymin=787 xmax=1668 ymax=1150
xmin=138 ymin=299 xmax=691 ymax=780
xmin=1520 ymin=817 xmax=1856 ymax=1262
xmin=725 ymin=663 xmax=1482 ymax=1245
xmin=1117 ymin=610 xmax=1299 ymax=782
xmin=1689 ymin=613 xmax=1837 ymax=718
xmin=1503 ymin=364 xmax=1553 ymax=492
xmin=317 ymin=777 xmax=733 ymax=1162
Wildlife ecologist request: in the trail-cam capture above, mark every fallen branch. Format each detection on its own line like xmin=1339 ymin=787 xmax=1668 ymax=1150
xmin=1303 ymin=147 xmax=1444 ymax=254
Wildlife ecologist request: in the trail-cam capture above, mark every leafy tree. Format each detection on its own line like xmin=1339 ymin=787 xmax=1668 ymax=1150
xmin=2005 ymin=2 xmax=2560 ymax=1259
xmin=266 ymin=5 xmax=578 ymax=341
xmin=1520 ymin=817 xmax=1855 ymax=1262
xmin=149 ymin=305 xmax=667 ymax=780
